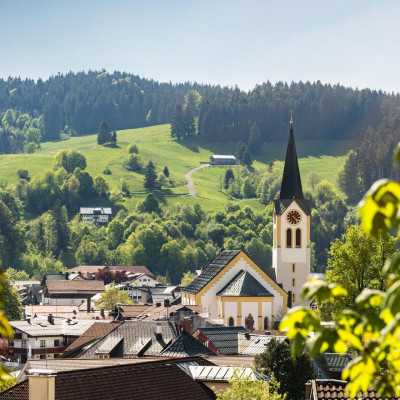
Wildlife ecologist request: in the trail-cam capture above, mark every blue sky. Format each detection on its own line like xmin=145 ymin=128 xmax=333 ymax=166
xmin=1 ymin=1 xmax=399 ymax=92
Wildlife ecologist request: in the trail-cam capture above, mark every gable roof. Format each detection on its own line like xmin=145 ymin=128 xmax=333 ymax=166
xmin=187 ymin=365 xmax=267 ymax=382
xmin=183 ymin=250 xmax=241 ymax=295
xmin=238 ymin=332 xmax=287 ymax=355
xmin=313 ymin=353 xmax=354 ymax=380
xmin=45 ymin=280 xmax=105 ymax=295
xmin=217 ymin=270 xmax=273 ymax=297
xmin=194 ymin=326 xmax=247 ymax=355
xmin=69 ymin=265 xmax=156 ymax=279
xmin=78 ymin=320 xmax=178 ymax=358
xmin=64 ymin=322 xmax=117 ymax=353
xmin=306 ymin=379 xmax=399 ymax=400
xmin=160 ymin=331 xmax=217 ymax=357
xmin=10 ymin=318 xmax=106 ymax=338
xmin=2 ymin=358 xmax=216 ymax=400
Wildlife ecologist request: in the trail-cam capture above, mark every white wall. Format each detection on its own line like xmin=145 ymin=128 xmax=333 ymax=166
xmin=224 ymin=302 xmax=238 ymax=326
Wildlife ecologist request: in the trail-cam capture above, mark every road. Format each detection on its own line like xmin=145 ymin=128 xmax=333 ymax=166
xmin=185 ymin=164 xmax=210 ymax=197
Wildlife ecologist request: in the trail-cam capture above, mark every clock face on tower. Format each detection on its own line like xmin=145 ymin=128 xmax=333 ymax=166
xmin=286 ymin=210 xmax=301 ymax=225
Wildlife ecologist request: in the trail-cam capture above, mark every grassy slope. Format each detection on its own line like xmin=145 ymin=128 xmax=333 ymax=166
xmin=0 ymin=124 xmax=357 ymax=213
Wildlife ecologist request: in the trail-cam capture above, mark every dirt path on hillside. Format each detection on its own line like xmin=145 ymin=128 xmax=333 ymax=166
xmin=185 ymin=164 xmax=210 ymax=197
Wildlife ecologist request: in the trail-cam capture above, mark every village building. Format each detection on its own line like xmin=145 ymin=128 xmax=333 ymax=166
xmin=8 ymin=317 xmax=106 ymax=364
xmin=209 ymin=155 xmax=236 ymax=165
xmin=68 ymin=265 xmax=155 ymax=280
xmin=79 ymin=207 xmax=112 ymax=225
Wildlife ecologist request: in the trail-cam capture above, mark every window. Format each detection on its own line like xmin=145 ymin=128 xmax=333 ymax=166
xmin=292 ymin=264 xmax=295 ymax=273
xmin=54 ymin=340 xmax=60 ymax=347
xmin=286 ymin=228 xmax=292 ymax=248
xmin=228 ymin=317 xmax=234 ymax=327
xmin=40 ymin=355 xmax=46 ymax=359
xmin=8 ymin=340 xmax=14 ymax=347
xmin=71 ymin=300 xmax=75 ymax=305
xmin=21 ymin=340 xmax=27 ymax=348
xmin=296 ymin=229 xmax=301 ymax=248
xmin=40 ymin=340 xmax=46 ymax=348
xmin=292 ymin=278 xmax=295 ymax=287
xmin=292 ymin=293 xmax=296 ymax=303
xmin=263 ymin=316 xmax=269 ymax=330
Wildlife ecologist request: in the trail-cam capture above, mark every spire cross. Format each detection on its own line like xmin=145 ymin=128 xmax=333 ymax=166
xmin=290 ymin=110 xmax=294 ymax=125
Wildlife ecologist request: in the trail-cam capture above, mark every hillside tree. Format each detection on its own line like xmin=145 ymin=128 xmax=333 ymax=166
xmin=144 ymin=160 xmax=157 ymax=191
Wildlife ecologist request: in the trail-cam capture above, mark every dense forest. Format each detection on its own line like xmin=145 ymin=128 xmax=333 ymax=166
xmin=1 ymin=71 xmax=399 ymax=152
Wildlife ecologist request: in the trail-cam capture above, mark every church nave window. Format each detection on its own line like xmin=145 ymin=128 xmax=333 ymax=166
xmin=286 ymin=228 xmax=292 ymax=248
xmin=228 ymin=317 xmax=234 ymax=327
xmin=263 ymin=316 xmax=269 ymax=330
xmin=296 ymin=229 xmax=301 ymax=248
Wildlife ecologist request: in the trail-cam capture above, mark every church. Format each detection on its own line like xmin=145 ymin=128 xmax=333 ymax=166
xmin=181 ymin=116 xmax=311 ymax=328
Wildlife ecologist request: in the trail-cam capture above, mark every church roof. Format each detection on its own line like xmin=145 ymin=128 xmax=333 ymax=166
xmin=183 ymin=250 xmax=241 ymax=295
xmin=279 ymin=125 xmax=304 ymax=200
xmin=217 ymin=270 xmax=273 ymax=297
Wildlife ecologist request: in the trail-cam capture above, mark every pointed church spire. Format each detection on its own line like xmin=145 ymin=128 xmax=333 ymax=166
xmin=279 ymin=114 xmax=304 ymax=199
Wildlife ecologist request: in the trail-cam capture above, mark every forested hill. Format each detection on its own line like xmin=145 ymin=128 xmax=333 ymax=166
xmin=1 ymin=70 xmax=399 ymax=145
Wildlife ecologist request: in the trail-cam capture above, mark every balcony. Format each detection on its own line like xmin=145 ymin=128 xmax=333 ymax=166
xmin=13 ymin=333 xmax=22 ymax=340
xmin=11 ymin=346 xmax=67 ymax=355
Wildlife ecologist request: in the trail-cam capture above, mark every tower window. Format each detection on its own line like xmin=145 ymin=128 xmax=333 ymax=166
xmin=296 ymin=229 xmax=301 ymax=248
xmin=286 ymin=228 xmax=292 ymax=248
xmin=292 ymin=293 xmax=296 ymax=303
xmin=292 ymin=278 xmax=295 ymax=287
xmin=228 ymin=317 xmax=234 ymax=327
xmin=292 ymin=264 xmax=295 ymax=273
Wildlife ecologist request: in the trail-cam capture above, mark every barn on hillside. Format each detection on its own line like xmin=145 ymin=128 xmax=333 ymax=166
xmin=210 ymin=155 xmax=236 ymax=165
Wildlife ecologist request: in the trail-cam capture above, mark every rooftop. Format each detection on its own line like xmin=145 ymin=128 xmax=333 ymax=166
xmin=45 ymin=280 xmax=105 ymax=295
xmin=238 ymin=332 xmax=287 ymax=355
xmin=2 ymin=358 xmax=216 ymax=400
xmin=187 ymin=365 xmax=267 ymax=382
xmin=217 ymin=270 xmax=273 ymax=297
xmin=10 ymin=317 xmax=107 ymax=338
xmin=160 ymin=331 xmax=216 ymax=358
xmin=194 ymin=326 xmax=247 ymax=355
xmin=80 ymin=207 xmax=112 ymax=215
xmin=184 ymin=250 xmax=241 ymax=295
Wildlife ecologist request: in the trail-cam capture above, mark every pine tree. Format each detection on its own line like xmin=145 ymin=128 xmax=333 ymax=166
xmin=170 ymin=105 xmax=185 ymax=139
xmin=183 ymin=107 xmax=196 ymax=136
xmin=110 ymin=131 xmax=117 ymax=147
xmin=224 ymin=168 xmax=234 ymax=189
xmin=97 ymin=120 xmax=111 ymax=145
xmin=163 ymin=166 xmax=170 ymax=177
xmin=248 ymin=122 xmax=262 ymax=154
xmin=144 ymin=160 xmax=157 ymax=191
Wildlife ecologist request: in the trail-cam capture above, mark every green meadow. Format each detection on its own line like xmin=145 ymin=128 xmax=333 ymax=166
xmin=0 ymin=124 xmax=357 ymax=213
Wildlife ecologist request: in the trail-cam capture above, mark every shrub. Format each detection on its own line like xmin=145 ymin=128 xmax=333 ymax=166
xmin=17 ymin=169 xmax=30 ymax=180
xmin=25 ymin=142 xmax=37 ymax=154
xmin=123 ymin=154 xmax=142 ymax=171
xmin=103 ymin=167 xmax=112 ymax=175
xmin=127 ymin=142 xmax=139 ymax=154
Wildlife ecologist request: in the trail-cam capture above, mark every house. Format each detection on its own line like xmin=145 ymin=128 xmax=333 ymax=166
xmin=8 ymin=316 xmax=107 ymax=364
xmin=182 ymin=249 xmax=288 ymax=329
xmin=193 ymin=326 xmax=247 ymax=355
xmin=305 ymin=379 xmax=397 ymax=400
xmin=127 ymin=272 xmax=158 ymax=286
xmin=68 ymin=265 xmax=156 ymax=280
xmin=210 ymin=155 xmax=236 ymax=165
xmin=10 ymin=281 xmax=40 ymax=305
xmin=79 ymin=207 xmax=112 ymax=225
xmin=77 ymin=320 xmax=179 ymax=359
xmin=41 ymin=280 xmax=105 ymax=312
xmin=313 ymin=353 xmax=354 ymax=380
xmin=0 ymin=358 xmax=217 ymax=400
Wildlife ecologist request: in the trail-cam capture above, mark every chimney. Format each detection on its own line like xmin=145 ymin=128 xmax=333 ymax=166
xmin=26 ymin=318 xmax=31 ymax=324
xmin=47 ymin=314 xmax=54 ymax=325
xmin=27 ymin=370 xmax=56 ymax=400
xmin=305 ymin=381 xmax=312 ymax=400
xmin=155 ymin=323 xmax=162 ymax=340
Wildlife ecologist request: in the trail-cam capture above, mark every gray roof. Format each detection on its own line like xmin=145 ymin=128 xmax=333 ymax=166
xmin=80 ymin=207 xmax=112 ymax=215
xmin=160 ymin=331 xmax=216 ymax=358
xmin=217 ymin=270 xmax=273 ymax=297
xmin=194 ymin=326 xmax=247 ymax=355
xmin=211 ymin=155 xmax=236 ymax=159
xmin=238 ymin=333 xmax=287 ymax=355
xmin=10 ymin=317 xmax=105 ymax=337
xmin=187 ymin=365 xmax=268 ymax=381
xmin=78 ymin=320 xmax=178 ymax=358
xmin=184 ymin=250 xmax=241 ymax=295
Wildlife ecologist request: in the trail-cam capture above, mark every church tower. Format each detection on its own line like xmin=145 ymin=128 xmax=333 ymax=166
xmin=272 ymin=113 xmax=311 ymax=306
